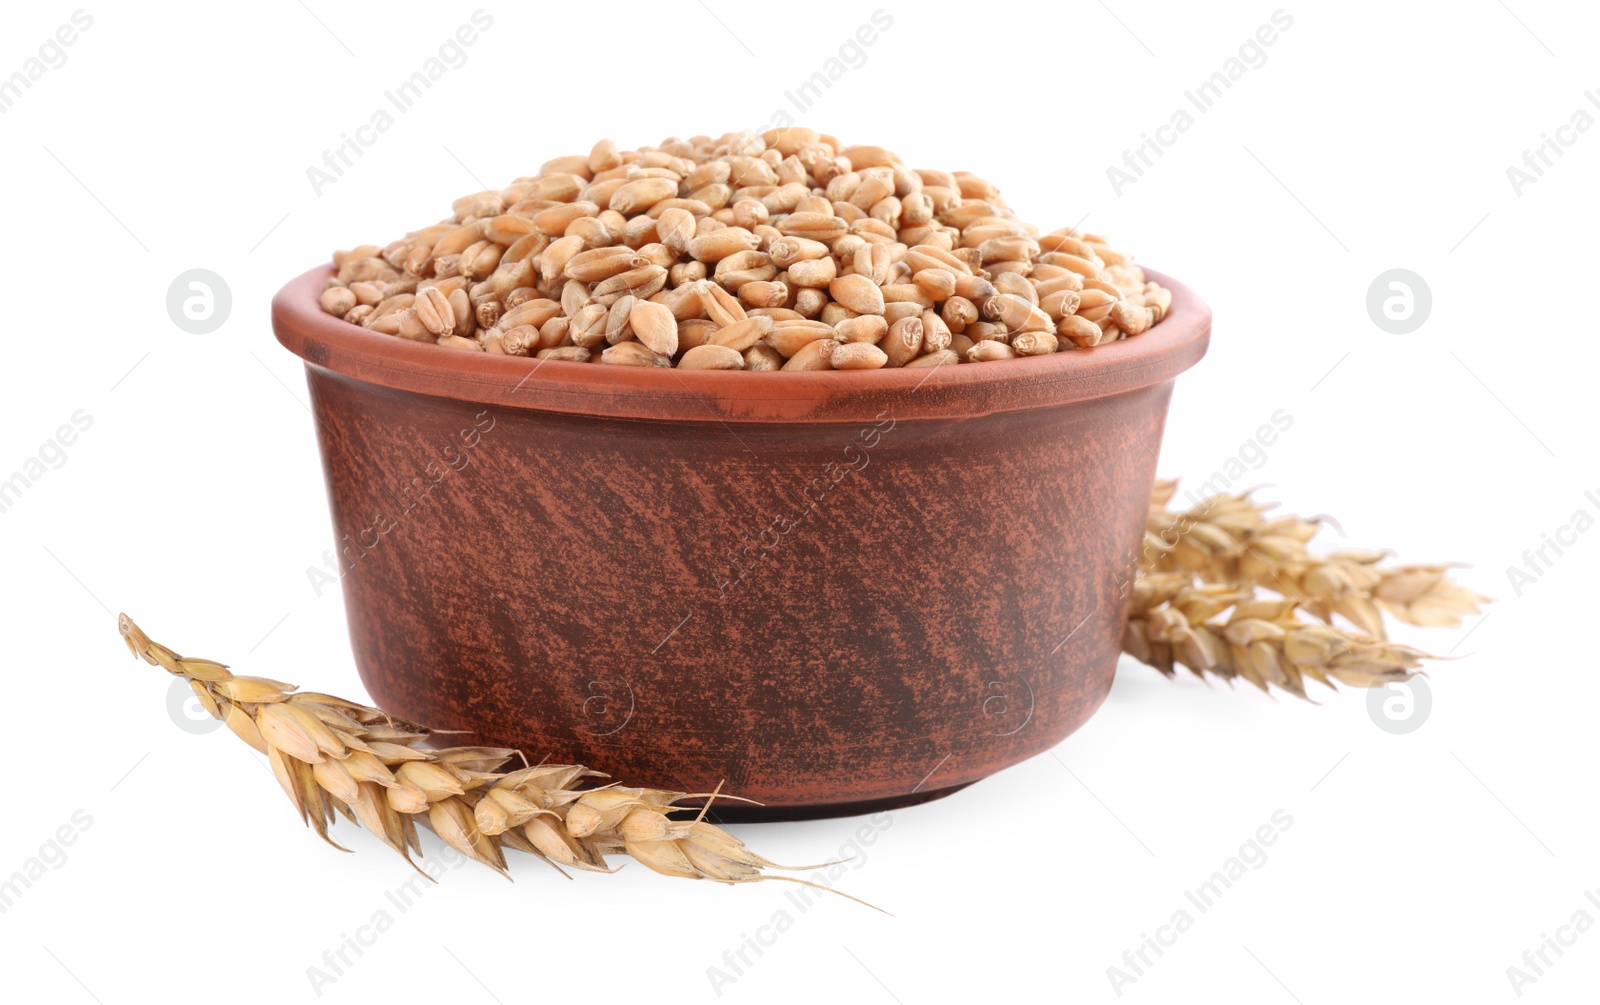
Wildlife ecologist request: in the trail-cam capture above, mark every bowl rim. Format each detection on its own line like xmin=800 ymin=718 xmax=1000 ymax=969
xmin=272 ymin=263 xmax=1210 ymax=423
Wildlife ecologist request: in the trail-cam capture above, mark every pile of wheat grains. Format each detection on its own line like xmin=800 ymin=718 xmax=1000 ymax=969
xmin=318 ymin=128 xmax=1172 ymax=370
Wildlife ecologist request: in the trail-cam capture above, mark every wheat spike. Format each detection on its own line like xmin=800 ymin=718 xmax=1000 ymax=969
xmin=1122 ymin=572 xmax=1434 ymax=699
xmin=118 ymin=614 xmax=869 ymax=903
xmin=1126 ymin=480 xmax=1485 ymax=699
xmin=1142 ymin=480 xmax=1489 ymax=638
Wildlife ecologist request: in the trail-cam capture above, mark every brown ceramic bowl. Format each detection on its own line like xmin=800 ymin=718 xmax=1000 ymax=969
xmin=272 ymin=266 xmax=1209 ymax=820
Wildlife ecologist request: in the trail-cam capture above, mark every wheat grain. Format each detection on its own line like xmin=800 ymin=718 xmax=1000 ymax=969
xmin=680 ymin=344 xmax=746 ymax=370
xmin=783 ymin=338 xmax=838 ymax=370
xmin=706 ymin=315 xmax=772 ymax=352
xmin=744 ymin=343 xmax=784 ymax=371
xmin=738 ymin=280 xmax=789 ymax=309
xmin=629 ymin=300 xmax=679 ymax=356
xmin=601 ymin=342 xmax=668 ymax=367
xmin=1011 ymin=330 xmax=1059 ymax=356
xmin=831 ymin=342 xmax=889 ymax=369
xmin=537 ymin=346 xmax=592 ymax=362
xmin=967 ymin=341 xmax=1015 ymax=362
xmin=880 ymin=317 xmax=923 ymax=367
xmin=320 ymin=286 xmax=357 ymax=317
xmin=319 ymin=131 xmax=1169 ymax=369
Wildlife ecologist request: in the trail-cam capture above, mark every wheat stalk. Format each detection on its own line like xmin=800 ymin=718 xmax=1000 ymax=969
xmin=1141 ymin=480 xmax=1489 ymax=638
xmin=118 ymin=614 xmax=873 ymax=904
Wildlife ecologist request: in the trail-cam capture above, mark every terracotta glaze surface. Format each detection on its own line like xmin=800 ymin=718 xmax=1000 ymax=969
xmin=272 ymin=265 xmax=1210 ymax=819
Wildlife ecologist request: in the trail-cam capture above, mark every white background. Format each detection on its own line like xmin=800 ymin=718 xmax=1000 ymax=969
xmin=1 ymin=2 xmax=1596 ymax=1002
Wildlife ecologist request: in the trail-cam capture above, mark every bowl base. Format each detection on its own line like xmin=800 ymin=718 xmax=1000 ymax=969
xmin=684 ymin=779 xmax=977 ymax=824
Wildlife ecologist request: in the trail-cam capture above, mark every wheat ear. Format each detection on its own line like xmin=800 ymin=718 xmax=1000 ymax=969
xmin=1122 ymin=571 xmax=1436 ymax=699
xmin=1141 ymin=480 xmax=1489 ymax=638
xmin=119 ymin=614 xmax=871 ymax=901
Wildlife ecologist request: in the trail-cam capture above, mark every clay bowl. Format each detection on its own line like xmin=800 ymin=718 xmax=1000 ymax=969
xmin=272 ymin=266 xmax=1209 ymax=820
